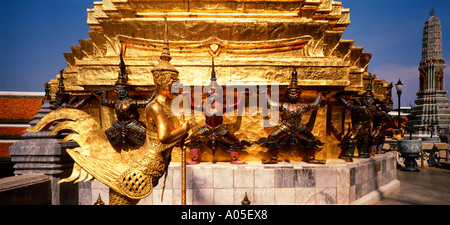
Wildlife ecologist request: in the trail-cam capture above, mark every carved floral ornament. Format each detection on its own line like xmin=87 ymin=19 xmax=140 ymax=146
xmin=117 ymin=35 xmax=314 ymax=57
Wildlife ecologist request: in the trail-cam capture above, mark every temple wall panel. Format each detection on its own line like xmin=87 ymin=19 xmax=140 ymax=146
xmin=73 ymin=56 xmax=351 ymax=88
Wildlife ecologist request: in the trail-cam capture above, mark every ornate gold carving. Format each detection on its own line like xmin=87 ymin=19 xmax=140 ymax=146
xmin=118 ymin=35 xmax=312 ymax=57
xmin=118 ymin=167 xmax=153 ymax=199
xmin=109 ymin=188 xmax=140 ymax=205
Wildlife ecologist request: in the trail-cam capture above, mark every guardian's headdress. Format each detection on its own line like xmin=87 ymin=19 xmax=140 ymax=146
xmin=115 ymin=52 xmax=128 ymax=86
xmin=362 ymin=74 xmax=375 ymax=105
xmin=151 ymin=15 xmax=179 ymax=76
xmin=287 ymin=68 xmax=301 ymax=91
xmin=207 ymin=57 xmax=221 ymax=93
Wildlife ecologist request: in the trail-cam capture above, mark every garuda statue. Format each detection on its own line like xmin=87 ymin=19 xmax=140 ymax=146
xmin=257 ymin=69 xmax=325 ymax=164
xmin=27 ymin=17 xmax=192 ymax=205
xmin=185 ymin=58 xmax=251 ymax=164
xmin=96 ymin=53 xmax=156 ymax=150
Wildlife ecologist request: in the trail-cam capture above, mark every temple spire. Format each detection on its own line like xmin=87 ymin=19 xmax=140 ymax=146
xmin=422 ymin=9 xmax=443 ymax=62
xmin=409 ymin=9 xmax=449 ymax=137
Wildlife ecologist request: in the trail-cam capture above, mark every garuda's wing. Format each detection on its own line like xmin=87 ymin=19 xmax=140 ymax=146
xmin=26 ymin=108 xmax=151 ymax=199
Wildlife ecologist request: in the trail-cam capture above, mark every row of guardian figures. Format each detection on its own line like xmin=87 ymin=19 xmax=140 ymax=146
xmin=54 ymin=54 xmax=394 ymax=164
xmin=336 ymin=76 xmax=394 ymax=162
xmin=256 ymin=72 xmax=394 ymax=164
xmin=92 ymin=55 xmax=253 ymax=164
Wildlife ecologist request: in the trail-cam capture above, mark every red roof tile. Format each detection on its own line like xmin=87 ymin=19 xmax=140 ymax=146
xmin=0 ymin=143 xmax=13 ymax=157
xmin=0 ymin=97 xmax=42 ymax=120
xmin=0 ymin=127 xmax=27 ymax=135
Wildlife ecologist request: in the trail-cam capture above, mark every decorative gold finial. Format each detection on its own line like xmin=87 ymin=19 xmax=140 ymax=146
xmin=151 ymin=15 xmax=178 ymax=75
xmin=94 ymin=194 xmax=105 ymax=205
xmin=207 ymin=57 xmax=221 ymax=93
xmin=211 ymin=57 xmax=216 ymax=81
xmin=160 ymin=15 xmax=172 ymax=62
xmin=241 ymin=192 xmax=251 ymax=205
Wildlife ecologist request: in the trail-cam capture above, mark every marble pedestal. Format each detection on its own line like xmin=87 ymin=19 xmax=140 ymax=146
xmin=86 ymin=153 xmax=398 ymax=205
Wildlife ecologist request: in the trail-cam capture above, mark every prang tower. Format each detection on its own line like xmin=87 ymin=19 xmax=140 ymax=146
xmin=411 ymin=9 xmax=450 ymax=136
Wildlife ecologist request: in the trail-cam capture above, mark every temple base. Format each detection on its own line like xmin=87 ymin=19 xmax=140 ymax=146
xmin=86 ymin=153 xmax=398 ymax=205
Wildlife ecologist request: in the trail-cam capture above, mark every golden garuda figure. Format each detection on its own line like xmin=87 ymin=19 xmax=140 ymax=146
xmin=26 ymin=16 xmax=192 ymax=205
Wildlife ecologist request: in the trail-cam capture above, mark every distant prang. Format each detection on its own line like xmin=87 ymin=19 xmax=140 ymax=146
xmin=409 ymin=8 xmax=450 ymax=137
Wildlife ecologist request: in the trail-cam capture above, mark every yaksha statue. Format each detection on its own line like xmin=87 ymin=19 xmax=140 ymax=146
xmin=337 ymin=76 xmax=375 ymax=162
xmin=185 ymin=59 xmax=251 ymax=164
xmin=369 ymin=83 xmax=394 ymax=155
xmin=97 ymin=53 xmax=156 ymax=149
xmin=258 ymin=69 xmax=325 ymax=164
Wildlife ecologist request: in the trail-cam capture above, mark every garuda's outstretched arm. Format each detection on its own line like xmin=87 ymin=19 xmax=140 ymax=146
xmin=338 ymin=98 xmax=361 ymax=113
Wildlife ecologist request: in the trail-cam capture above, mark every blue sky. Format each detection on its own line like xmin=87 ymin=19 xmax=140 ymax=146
xmin=341 ymin=0 xmax=450 ymax=108
xmin=0 ymin=0 xmax=449 ymax=108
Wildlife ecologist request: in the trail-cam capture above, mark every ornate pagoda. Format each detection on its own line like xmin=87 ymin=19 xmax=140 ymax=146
xmin=410 ymin=9 xmax=450 ymax=136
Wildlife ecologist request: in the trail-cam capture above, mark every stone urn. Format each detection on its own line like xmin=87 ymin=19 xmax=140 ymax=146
xmin=397 ymin=139 xmax=422 ymax=172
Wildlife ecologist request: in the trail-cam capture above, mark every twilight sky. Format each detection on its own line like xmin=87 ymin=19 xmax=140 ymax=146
xmin=0 ymin=0 xmax=449 ymax=108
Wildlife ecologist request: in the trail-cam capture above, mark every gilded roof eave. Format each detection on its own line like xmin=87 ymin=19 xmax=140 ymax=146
xmin=54 ymin=0 xmax=389 ymax=100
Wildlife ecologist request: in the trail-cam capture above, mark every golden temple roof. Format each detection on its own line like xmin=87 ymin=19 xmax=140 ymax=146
xmin=55 ymin=0 xmax=386 ymax=99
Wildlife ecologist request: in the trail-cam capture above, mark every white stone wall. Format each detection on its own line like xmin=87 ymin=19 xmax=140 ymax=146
xmin=85 ymin=153 xmax=398 ymax=205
